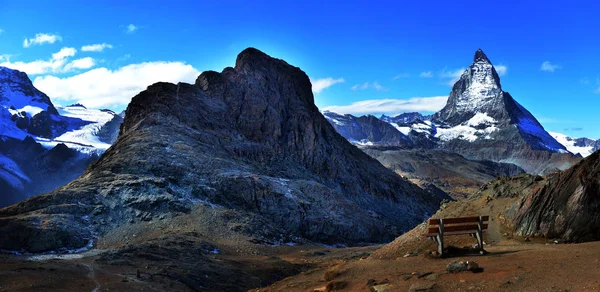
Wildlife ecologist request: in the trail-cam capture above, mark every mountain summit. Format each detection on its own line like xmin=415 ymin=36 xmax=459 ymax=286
xmin=429 ymin=49 xmax=576 ymax=173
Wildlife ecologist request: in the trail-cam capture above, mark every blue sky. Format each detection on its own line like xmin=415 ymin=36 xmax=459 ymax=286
xmin=0 ymin=0 xmax=599 ymax=138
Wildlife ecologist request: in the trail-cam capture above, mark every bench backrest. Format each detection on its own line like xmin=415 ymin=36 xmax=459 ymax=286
xmin=427 ymin=216 xmax=489 ymax=235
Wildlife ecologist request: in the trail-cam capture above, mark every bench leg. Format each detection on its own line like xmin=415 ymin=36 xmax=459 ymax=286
xmin=477 ymin=216 xmax=485 ymax=254
xmin=436 ymin=234 xmax=444 ymax=257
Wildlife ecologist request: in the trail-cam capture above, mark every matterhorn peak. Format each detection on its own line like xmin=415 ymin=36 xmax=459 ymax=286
xmin=473 ymin=48 xmax=492 ymax=64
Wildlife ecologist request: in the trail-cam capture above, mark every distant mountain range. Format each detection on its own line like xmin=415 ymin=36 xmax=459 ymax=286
xmin=0 ymin=66 xmax=123 ymax=206
xmin=325 ymin=49 xmax=582 ymax=175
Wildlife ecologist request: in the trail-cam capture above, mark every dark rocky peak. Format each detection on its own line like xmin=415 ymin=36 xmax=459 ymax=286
xmin=473 ymin=48 xmax=492 ymax=64
xmin=434 ymin=49 xmax=505 ymax=126
xmin=68 ymin=103 xmax=87 ymax=109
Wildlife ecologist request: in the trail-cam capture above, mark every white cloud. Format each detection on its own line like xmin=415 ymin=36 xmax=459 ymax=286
xmin=393 ymin=73 xmax=410 ymax=80
xmin=440 ymin=68 xmax=465 ymax=86
xmin=81 ymin=43 xmax=113 ymax=52
xmin=311 ymin=77 xmax=345 ymax=93
xmin=419 ymin=71 xmax=433 ymax=78
xmin=52 ymin=47 xmax=77 ymax=60
xmin=23 ymin=33 xmax=62 ymax=48
xmin=126 ymin=24 xmax=138 ymax=33
xmin=541 ymin=61 xmax=561 ymax=72
xmin=33 ymin=61 xmax=201 ymax=108
xmin=495 ymin=65 xmax=508 ymax=76
xmin=63 ymin=57 xmax=95 ymax=71
xmin=322 ymin=96 xmax=448 ymax=115
xmin=350 ymin=81 xmax=388 ymax=92
xmin=0 ymin=47 xmax=88 ymax=75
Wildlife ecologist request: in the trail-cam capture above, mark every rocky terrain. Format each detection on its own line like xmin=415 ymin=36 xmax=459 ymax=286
xmin=363 ymin=149 xmax=525 ymax=198
xmin=0 ymin=48 xmax=443 ymax=291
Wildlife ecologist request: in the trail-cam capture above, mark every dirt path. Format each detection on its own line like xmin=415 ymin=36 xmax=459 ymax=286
xmin=260 ymin=241 xmax=600 ymax=291
xmin=82 ymin=263 xmax=101 ymax=292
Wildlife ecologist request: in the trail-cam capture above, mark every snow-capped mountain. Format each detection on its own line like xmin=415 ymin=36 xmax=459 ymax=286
xmin=323 ymin=111 xmax=413 ymax=148
xmin=549 ymin=132 xmax=599 ymax=157
xmin=323 ymin=49 xmax=579 ymax=174
xmin=0 ymin=66 xmax=123 ymax=207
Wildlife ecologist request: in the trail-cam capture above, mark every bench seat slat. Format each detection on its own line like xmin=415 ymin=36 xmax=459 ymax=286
xmin=424 ymin=230 xmax=487 ymax=237
xmin=428 ymin=216 xmax=489 ymax=225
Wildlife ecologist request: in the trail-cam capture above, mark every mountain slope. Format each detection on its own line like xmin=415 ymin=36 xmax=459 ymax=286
xmin=0 ymin=48 xmax=441 ymax=253
xmin=363 ymin=149 xmax=525 ymax=198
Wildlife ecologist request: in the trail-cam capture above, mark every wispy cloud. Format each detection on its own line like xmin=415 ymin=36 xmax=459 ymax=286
xmin=351 ymin=81 xmax=388 ymax=92
xmin=34 ymin=62 xmax=200 ymax=108
xmin=322 ymin=96 xmax=448 ymax=115
xmin=419 ymin=71 xmax=433 ymax=78
xmin=81 ymin=43 xmax=113 ymax=52
xmin=52 ymin=47 xmax=77 ymax=60
xmin=0 ymin=29 xmax=4 ymax=35
xmin=23 ymin=33 xmax=62 ymax=48
xmin=440 ymin=68 xmax=465 ymax=86
xmin=393 ymin=73 xmax=410 ymax=80
xmin=125 ymin=24 xmax=138 ymax=33
xmin=541 ymin=61 xmax=561 ymax=72
xmin=311 ymin=77 xmax=345 ymax=93
xmin=495 ymin=64 xmax=508 ymax=76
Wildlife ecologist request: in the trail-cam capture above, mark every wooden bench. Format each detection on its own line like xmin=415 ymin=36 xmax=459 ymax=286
xmin=424 ymin=216 xmax=489 ymax=257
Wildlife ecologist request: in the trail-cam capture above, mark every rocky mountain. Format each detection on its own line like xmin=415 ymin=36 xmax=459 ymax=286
xmin=324 ymin=49 xmax=579 ymax=174
xmin=0 ymin=66 xmax=123 ymax=207
xmin=514 ymin=149 xmax=600 ymax=242
xmin=549 ymin=132 xmax=599 ymax=157
xmin=430 ymin=49 xmax=577 ymax=173
xmin=0 ymin=48 xmax=442 ymax=255
xmin=323 ymin=111 xmax=413 ymax=148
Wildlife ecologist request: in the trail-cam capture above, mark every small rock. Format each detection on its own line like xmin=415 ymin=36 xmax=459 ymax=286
xmin=403 ymin=253 xmax=411 ymax=258
xmin=409 ymin=282 xmax=435 ymax=292
xmin=325 ymin=281 xmax=348 ymax=291
xmin=467 ymin=261 xmax=479 ymax=271
xmin=425 ymin=273 xmax=438 ymax=281
xmin=403 ymin=275 xmax=412 ymax=281
xmin=447 ymin=261 xmax=468 ymax=273
xmin=370 ymin=283 xmax=391 ymax=292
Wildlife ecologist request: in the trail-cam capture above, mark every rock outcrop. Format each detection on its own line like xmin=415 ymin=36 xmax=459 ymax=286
xmin=515 ymin=150 xmax=600 ymax=242
xmin=0 ymin=48 xmax=441 ymax=253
